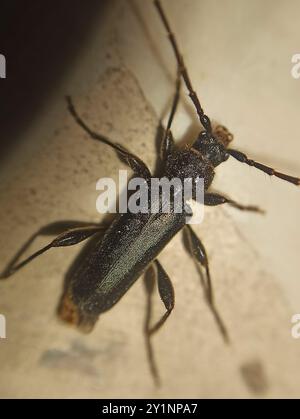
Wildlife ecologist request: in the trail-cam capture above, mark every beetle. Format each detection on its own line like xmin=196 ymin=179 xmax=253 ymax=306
xmin=0 ymin=0 xmax=299 ymax=385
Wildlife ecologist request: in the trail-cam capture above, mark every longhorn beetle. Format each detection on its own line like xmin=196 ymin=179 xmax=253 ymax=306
xmin=0 ymin=0 xmax=299 ymax=385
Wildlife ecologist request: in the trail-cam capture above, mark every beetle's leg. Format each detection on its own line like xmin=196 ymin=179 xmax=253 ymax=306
xmin=184 ymin=225 xmax=229 ymax=343
xmin=143 ymin=265 xmax=160 ymax=385
xmin=228 ymin=149 xmax=300 ymax=186
xmin=204 ymin=192 xmax=265 ymax=214
xmin=150 ymin=259 xmax=175 ymax=334
xmin=66 ymin=96 xmax=151 ymax=179
xmin=160 ymin=70 xmax=181 ymax=162
xmin=143 ymin=260 xmax=175 ymax=385
xmin=154 ymin=0 xmax=212 ymax=135
xmin=0 ymin=222 xmax=107 ymax=279
xmin=0 ymin=220 xmax=97 ymax=279
xmin=184 ymin=225 xmax=213 ymax=303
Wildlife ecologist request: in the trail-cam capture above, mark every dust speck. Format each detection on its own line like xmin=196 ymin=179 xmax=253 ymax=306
xmin=240 ymin=360 xmax=268 ymax=395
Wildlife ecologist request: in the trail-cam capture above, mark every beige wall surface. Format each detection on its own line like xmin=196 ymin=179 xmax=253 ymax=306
xmin=0 ymin=0 xmax=300 ymax=398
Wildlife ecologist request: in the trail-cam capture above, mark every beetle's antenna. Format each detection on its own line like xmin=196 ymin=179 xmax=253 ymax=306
xmin=154 ymin=0 xmax=212 ymax=135
xmin=228 ymin=149 xmax=300 ymax=186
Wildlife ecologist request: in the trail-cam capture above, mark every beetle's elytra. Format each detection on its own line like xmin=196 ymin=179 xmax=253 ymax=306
xmin=0 ymin=0 xmax=299 ymax=385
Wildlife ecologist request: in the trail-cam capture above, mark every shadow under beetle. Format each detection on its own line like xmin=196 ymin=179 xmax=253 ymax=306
xmin=1 ymin=0 xmax=299 ymax=385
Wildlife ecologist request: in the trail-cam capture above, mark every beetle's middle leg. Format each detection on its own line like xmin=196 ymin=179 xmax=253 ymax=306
xmin=144 ymin=259 xmax=175 ymax=385
xmin=0 ymin=221 xmax=107 ymax=279
xmin=184 ymin=225 xmax=229 ymax=343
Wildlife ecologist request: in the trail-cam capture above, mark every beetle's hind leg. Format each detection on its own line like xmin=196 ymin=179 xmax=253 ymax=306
xmin=184 ymin=225 xmax=229 ymax=343
xmin=0 ymin=220 xmax=107 ymax=279
xmin=149 ymin=260 xmax=175 ymax=334
xmin=143 ymin=259 xmax=175 ymax=385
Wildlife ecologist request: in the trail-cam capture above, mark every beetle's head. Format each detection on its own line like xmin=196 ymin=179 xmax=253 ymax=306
xmin=58 ymin=288 xmax=98 ymax=334
xmin=193 ymin=125 xmax=233 ymax=167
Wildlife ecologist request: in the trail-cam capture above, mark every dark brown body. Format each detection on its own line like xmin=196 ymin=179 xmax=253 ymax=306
xmin=63 ymin=146 xmax=217 ymax=331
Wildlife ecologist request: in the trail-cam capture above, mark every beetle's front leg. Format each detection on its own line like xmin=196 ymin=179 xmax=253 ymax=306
xmin=0 ymin=221 xmax=107 ymax=279
xmin=204 ymin=192 xmax=265 ymax=214
xmin=66 ymin=96 xmax=151 ymax=179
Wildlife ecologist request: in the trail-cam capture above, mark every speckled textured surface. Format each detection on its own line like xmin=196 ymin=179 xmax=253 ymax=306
xmin=0 ymin=0 xmax=300 ymax=398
